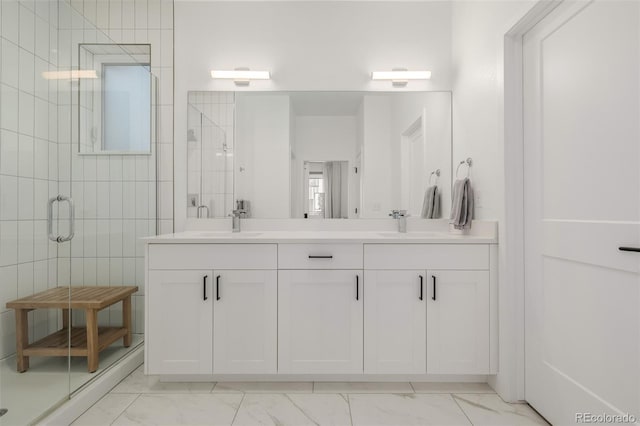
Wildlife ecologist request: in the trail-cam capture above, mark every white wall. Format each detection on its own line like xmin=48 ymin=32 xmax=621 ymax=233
xmin=235 ymin=93 xmax=291 ymax=218
xmin=292 ymin=116 xmax=358 ymax=218
xmin=451 ymin=0 xmax=535 ymax=402
xmin=174 ymin=1 xmax=453 ymax=230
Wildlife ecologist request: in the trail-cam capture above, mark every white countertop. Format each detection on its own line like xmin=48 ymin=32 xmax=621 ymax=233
xmin=143 ymin=230 xmax=497 ymax=244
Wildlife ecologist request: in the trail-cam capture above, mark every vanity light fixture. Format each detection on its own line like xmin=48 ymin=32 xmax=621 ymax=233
xmin=210 ymin=68 xmax=271 ymax=86
xmin=371 ymin=68 xmax=431 ymax=87
xmin=42 ymin=70 xmax=98 ymax=80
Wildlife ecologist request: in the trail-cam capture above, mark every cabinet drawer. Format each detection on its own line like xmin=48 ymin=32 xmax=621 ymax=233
xmin=278 ymin=244 xmax=363 ymax=269
xmin=148 ymin=244 xmax=277 ymax=270
xmin=364 ymin=244 xmax=489 ymax=270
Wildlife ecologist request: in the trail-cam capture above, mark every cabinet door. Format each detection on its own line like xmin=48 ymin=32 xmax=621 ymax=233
xmin=147 ymin=270 xmax=213 ymax=374
xmin=213 ymin=270 xmax=277 ymax=374
xmin=427 ymin=270 xmax=490 ymax=374
xmin=364 ymin=270 xmax=426 ymax=374
xmin=278 ymin=270 xmax=363 ymax=374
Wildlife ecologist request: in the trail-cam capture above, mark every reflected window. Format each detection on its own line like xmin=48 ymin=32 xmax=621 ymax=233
xmin=103 ymin=64 xmax=151 ymax=152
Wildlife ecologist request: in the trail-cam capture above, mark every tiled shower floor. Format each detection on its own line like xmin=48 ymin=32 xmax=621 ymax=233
xmin=0 ymin=334 xmax=143 ymax=426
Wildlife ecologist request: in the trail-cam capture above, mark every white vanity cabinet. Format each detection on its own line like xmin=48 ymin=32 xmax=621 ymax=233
xmin=147 ymin=269 xmax=213 ymax=374
xmin=145 ymin=237 xmax=497 ymax=378
xmin=364 ymin=270 xmax=426 ymax=374
xmin=364 ymin=244 xmax=497 ymax=375
xmin=426 ymin=270 xmax=490 ymax=374
xmin=213 ymin=270 xmax=278 ymax=374
xmin=277 ymin=244 xmax=364 ymax=374
xmin=145 ymin=244 xmax=278 ymax=375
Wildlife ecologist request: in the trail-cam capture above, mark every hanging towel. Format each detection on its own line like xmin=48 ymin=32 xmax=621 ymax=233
xmin=450 ymin=178 xmax=474 ymax=229
xmin=421 ymin=185 xmax=441 ymax=219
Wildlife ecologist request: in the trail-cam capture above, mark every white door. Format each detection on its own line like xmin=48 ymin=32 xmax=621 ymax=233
xmin=213 ymin=270 xmax=277 ymax=374
xmin=147 ymin=270 xmax=213 ymax=374
xmin=426 ymin=270 xmax=490 ymax=374
xmin=278 ymin=270 xmax=363 ymax=373
xmin=524 ymin=1 xmax=640 ymax=423
xmin=364 ymin=270 xmax=426 ymax=374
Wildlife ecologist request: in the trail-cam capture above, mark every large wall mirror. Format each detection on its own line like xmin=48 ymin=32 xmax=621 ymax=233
xmin=187 ymin=91 xmax=452 ymax=219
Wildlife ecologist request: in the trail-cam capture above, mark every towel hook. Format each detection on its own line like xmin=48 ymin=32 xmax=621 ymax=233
xmin=429 ymin=169 xmax=441 ymax=185
xmin=455 ymin=158 xmax=472 ymax=179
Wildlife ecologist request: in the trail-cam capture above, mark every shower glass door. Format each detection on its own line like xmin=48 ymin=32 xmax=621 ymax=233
xmin=64 ymin=10 xmax=157 ymax=396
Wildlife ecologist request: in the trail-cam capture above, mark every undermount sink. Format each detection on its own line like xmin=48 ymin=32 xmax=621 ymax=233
xmin=377 ymin=231 xmax=446 ymax=238
xmin=193 ymin=232 xmax=263 ymax=238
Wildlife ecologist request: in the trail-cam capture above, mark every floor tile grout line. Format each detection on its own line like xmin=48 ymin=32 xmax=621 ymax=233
xmin=408 ymin=382 xmax=416 ymax=393
xmin=451 ymin=393 xmax=475 ymax=426
xmin=108 ymin=393 xmax=142 ymax=426
xmin=284 ymin=393 xmax=320 ymax=426
xmin=229 ymin=393 xmax=245 ymax=426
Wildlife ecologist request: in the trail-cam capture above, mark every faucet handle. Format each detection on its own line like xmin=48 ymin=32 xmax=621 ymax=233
xmin=389 ymin=209 xmax=407 ymax=218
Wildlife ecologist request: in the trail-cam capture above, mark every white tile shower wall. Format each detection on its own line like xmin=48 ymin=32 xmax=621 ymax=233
xmin=187 ymin=92 xmax=234 ymax=218
xmin=58 ymin=0 xmax=174 ymax=334
xmin=0 ymin=0 xmax=61 ymax=359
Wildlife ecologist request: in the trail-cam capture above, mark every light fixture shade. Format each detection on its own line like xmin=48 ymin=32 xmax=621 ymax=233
xmin=210 ymin=70 xmax=270 ymax=80
xmin=42 ymin=70 xmax=99 ymax=80
xmin=371 ymin=70 xmax=432 ymax=80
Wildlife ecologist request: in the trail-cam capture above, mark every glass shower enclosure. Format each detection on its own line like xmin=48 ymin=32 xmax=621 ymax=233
xmin=0 ymin=1 xmax=157 ymax=424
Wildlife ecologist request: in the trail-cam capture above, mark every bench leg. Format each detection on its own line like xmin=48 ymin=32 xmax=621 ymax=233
xmin=122 ymin=296 xmax=132 ymax=347
xmin=62 ymin=309 xmax=71 ymax=329
xmin=86 ymin=309 xmax=99 ymax=373
xmin=15 ymin=309 xmax=29 ymax=373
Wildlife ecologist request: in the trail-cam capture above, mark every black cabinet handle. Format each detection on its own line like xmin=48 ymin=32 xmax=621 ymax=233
xmin=619 ymin=247 xmax=640 ymax=252
xmin=309 ymin=255 xmax=333 ymax=259
xmin=356 ymin=275 xmax=359 ymax=301
xmin=216 ymin=275 xmax=221 ymax=301
xmin=203 ymin=275 xmax=208 ymax=301
xmin=432 ymin=275 xmax=437 ymax=301
xmin=419 ymin=275 xmax=424 ymax=300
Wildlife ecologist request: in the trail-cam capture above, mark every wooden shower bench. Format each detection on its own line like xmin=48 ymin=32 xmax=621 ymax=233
xmin=6 ymin=286 xmax=138 ymax=373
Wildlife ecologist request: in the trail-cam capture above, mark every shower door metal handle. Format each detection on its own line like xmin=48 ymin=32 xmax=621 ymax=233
xmin=48 ymin=195 xmax=75 ymax=243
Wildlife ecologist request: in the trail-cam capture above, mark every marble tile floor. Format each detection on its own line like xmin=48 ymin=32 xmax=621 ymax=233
xmin=71 ymin=366 xmax=549 ymax=426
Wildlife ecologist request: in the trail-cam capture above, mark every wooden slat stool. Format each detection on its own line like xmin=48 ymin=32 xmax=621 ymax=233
xmin=6 ymin=286 xmax=138 ymax=373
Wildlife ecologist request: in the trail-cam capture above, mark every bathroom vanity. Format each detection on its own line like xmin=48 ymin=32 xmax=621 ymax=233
xmin=144 ymin=229 xmax=497 ymax=379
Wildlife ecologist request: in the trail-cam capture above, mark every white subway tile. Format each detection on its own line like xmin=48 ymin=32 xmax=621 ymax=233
xmin=2 ymin=1 xmax=20 ymax=44
xmin=1 ymin=175 xmax=19 ymax=220
xmin=17 ymin=220 xmax=34 ymax=263
xmin=109 ymin=219 xmax=123 ymax=257
xmin=18 ymin=177 xmax=34 ymax=220
xmin=0 ymin=84 xmax=19 ymax=132
xmin=18 ymin=134 xmax=34 ymax=178
xmin=0 ymin=221 xmax=18 ymax=266
xmin=18 ymin=91 xmax=34 ymax=135
xmin=96 ymin=219 xmax=110 ymax=257
xmin=18 ymin=5 xmax=35 ymax=53
xmin=0 ymin=266 xmax=18 ymax=313
xmin=1 ymin=39 xmax=20 ymax=88
xmin=1 ymin=129 xmax=19 ymax=176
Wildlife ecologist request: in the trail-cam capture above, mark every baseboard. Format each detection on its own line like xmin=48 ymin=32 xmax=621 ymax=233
xmin=38 ymin=347 xmax=143 ymax=426
xmin=159 ymin=373 xmax=490 ymax=383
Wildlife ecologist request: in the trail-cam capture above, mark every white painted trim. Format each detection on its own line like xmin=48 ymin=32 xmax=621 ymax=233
xmin=501 ymin=0 xmax=562 ymax=403
xmin=39 ymin=347 xmax=143 ymax=426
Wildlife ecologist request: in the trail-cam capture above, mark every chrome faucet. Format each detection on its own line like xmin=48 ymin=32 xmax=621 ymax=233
xmin=389 ymin=209 xmax=408 ymax=233
xmin=231 ymin=210 xmax=242 ymax=232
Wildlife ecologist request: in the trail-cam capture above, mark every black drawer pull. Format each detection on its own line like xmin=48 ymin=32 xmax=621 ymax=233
xmin=203 ymin=275 xmax=208 ymax=301
xmin=216 ymin=275 xmax=221 ymax=301
xmin=619 ymin=246 xmax=640 ymax=252
xmin=419 ymin=275 xmax=424 ymax=300
xmin=356 ymin=275 xmax=359 ymax=300
xmin=309 ymin=255 xmax=333 ymax=259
